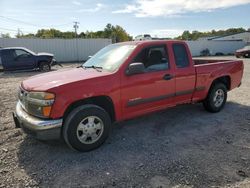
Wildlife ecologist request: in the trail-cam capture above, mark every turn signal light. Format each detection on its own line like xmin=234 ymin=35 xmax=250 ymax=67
xmin=42 ymin=106 xmax=52 ymax=117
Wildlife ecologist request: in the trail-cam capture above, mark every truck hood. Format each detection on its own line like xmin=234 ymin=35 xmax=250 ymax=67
xmin=37 ymin=52 xmax=54 ymax=57
xmin=236 ymin=48 xmax=250 ymax=53
xmin=22 ymin=68 xmax=111 ymax=91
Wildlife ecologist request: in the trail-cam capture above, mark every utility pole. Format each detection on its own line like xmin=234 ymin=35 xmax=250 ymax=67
xmin=17 ymin=28 xmax=22 ymax=38
xmin=73 ymin=22 xmax=80 ymax=61
xmin=73 ymin=22 xmax=79 ymax=38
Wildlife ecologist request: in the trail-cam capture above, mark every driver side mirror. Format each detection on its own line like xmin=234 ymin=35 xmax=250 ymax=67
xmin=126 ymin=62 xmax=145 ymax=75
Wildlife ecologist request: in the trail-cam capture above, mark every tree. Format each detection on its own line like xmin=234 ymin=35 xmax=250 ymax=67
xmin=17 ymin=24 xmax=132 ymax=42
xmin=181 ymin=30 xmax=191 ymax=40
xmin=102 ymin=23 xmax=132 ymax=42
xmin=103 ymin=23 xmax=114 ymax=38
xmin=19 ymin=33 xmax=35 ymax=38
xmin=83 ymin=24 xmax=132 ymax=42
xmin=35 ymin=29 xmax=73 ymax=38
xmin=176 ymin=28 xmax=247 ymax=40
xmin=78 ymin=32 xmax=86 ymax=38
xmin=0 ymin=33 xmax=11 ymax=38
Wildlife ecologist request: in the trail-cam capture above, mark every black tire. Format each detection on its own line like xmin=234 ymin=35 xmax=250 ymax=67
xmin=39 ymin=62 xmax=51 ymax=72
xmin=245 ymin=53 xmax=250 ymax=58
xmin=203 ymin=83 xmax=227 ymax=113
xmin=63 ymin=104 xmax=111 ymax=152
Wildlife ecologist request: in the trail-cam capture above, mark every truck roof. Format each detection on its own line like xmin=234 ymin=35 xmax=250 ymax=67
xmin=119 ymin=40 xmax=185 ymax=46
xmin=0 ymin=47 xmax=29 ymax=51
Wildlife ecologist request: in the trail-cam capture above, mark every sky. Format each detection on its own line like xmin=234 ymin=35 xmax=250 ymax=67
xmin=0 ymin=0 xmax=250 ymax=38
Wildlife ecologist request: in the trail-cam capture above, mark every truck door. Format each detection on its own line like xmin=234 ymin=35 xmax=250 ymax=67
xmin=171 ymin=42 xmax=196 ymax=104
xmin=121 ymin=44 xmax=175 ymax=119
xmin=13 ymin=49 xmax=35 ymax=70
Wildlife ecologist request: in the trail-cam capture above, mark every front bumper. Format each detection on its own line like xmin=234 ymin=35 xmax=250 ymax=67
xmin=14 ymin=101 xmax=63 ymax=140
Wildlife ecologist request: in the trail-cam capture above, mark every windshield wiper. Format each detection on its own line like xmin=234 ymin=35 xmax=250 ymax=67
xmin=82 ymin=65 xmax=103 ymax=72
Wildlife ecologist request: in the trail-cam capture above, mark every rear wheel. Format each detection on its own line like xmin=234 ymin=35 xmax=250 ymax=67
xmin=203 ymin=83 xmax=227 ymax=113
xmin=63 ymin=105 xmax=111 ymax=152
xmin=39 ymin=62 xmax=51 ymax=72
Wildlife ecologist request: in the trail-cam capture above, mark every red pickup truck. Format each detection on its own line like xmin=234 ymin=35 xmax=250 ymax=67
xmin=14 ymin=40 xmax=244 ymax=151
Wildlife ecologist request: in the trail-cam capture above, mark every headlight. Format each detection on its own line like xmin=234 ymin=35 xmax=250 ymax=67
xmin=20 ymin=91 xmax=55 ymax=118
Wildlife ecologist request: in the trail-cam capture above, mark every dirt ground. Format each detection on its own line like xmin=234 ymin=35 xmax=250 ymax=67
xmin=0 ymin=57 xmax=250 ymax=188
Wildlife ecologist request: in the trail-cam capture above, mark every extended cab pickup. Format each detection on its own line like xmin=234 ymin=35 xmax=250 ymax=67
xmin=13 ymin=40 xmax=244 ymax=151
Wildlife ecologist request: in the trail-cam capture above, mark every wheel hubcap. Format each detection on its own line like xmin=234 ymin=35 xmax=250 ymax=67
xmin=43 ymin=65 xmax=50 ymax=71
xmin=213 ymin=89 xmax=224 ymax=107
xmin=76 ymin=116 xmax=104 ymax=144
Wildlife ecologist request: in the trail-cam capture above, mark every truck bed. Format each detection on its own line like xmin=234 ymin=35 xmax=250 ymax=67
xmin=193 ymin=59 xmax=232 ymax=65
xmin=192 ymin=58 xmax=244 ymax=102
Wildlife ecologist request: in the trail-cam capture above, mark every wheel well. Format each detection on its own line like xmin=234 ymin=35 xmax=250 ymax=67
xmin=63 ymin=96 xmax=116 ymax=122
xmin=38 ymin=60 xmax=49 ymax=66
xmin=211 ymin=76 xmax=231 ymax=90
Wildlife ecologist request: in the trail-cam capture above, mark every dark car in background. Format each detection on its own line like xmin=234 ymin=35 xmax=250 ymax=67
xmin=0 ymin=47 xmax=56 ymax=71
xmin=235 ymin=45 xmax=250 ymax=58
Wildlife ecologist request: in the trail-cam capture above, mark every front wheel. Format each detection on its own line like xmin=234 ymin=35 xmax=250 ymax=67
xmin=63 ymin=105 xmax=111 ymax=152
xmin=244 ymin=53 xmax=250 ymax=58
xmin=203 ymin=83 xmax=227 ymax=113
xmin=39 ymin=62 xmax=51 ymax=72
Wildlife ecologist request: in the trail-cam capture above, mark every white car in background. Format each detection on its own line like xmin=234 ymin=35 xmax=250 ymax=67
xmin=134 ymin=34 xmax=152 ymax=41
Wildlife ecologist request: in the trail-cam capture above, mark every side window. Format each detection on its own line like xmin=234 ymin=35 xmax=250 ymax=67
xmin=14 ymin=50 xmax=30 ymax=58
xmin=133 ymin=45 xmax=169 ymax=72
xmin=173 ymin=44 xmax=189 ymax=68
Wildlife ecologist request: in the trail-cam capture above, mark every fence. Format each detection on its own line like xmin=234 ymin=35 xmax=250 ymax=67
xmin=0 ymin=38 xmax=112 ymax=62
xmin=0 ymin=38 xmax=247 ymax=61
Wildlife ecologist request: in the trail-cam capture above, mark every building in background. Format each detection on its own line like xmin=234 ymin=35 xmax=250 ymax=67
xmin=198 ymin=31 xmax=250 ymax=43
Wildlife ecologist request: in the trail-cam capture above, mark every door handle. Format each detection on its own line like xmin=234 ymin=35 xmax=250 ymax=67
xmin=163 ymin=74 xmax=174 ymax=80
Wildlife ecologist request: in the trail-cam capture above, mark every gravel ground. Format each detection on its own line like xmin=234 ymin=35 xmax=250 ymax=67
xmin=0 ymin=57 xmax=250 ymax=188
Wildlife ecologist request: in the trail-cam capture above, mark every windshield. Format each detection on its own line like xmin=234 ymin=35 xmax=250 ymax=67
xmin=83 ymin=44 xmax=136 ymax=72
xmin=23 ymin=48 xmax=36 ymax=55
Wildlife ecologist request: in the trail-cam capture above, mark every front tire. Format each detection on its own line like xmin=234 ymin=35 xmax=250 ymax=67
xmin=203 ymin=83 xmax=227 ymax=113
xmin=63 ymin=105 xmax=111 ymax=152
xmin=244 ymin=53 xmax=250 ymax=58
xmin=39 ymin=62 xmax=51 ymax=72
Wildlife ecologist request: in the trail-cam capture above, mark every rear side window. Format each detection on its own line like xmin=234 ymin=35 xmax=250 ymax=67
xmin=1 ymin=50 xmax=15 ymax=61
xmin=173 ymin=44 xmax=189 ymax=68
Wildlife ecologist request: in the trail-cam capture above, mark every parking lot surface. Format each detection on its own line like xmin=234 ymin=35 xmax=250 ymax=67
xmin=0 ymin=57 xmax=250 ymax=188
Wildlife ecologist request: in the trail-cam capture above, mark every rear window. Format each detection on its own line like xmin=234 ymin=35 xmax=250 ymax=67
xmin=173 ymin=44 xmax=189 ymax=68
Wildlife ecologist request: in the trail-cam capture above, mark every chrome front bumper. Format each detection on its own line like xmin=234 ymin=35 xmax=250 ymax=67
xmin=14 ymin=101 xmax=63 ymax=140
